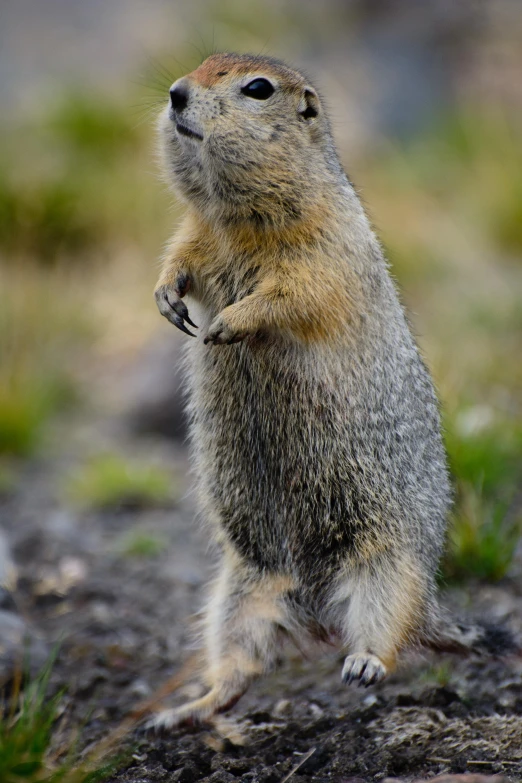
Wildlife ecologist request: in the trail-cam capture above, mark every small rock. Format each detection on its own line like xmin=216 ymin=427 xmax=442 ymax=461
xmin=210 ymin=756 xmax=251 ymax=775
xmin=33 ymin=557 xmax=87 ymax=598
xmin=273 ymin=698 xmax=291 ymax=716
xmin=90 ymin=601 xmax=114 ymax=624
xmin=59 ymin=556 xmax=88 ymax=589
xmin=171 ymin=762 xmax=200 ymax=783
xmin=129 ymin=678 xmax=151 ymax=698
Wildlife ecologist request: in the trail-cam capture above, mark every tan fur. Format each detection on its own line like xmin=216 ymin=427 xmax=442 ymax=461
xmin=157 ymin=206 xmax=360 ymax=345
xmin=190 ymin=53 xmax=303 ymax=90
xmin=332 ymin=552 xmax=427 ymax=676
xmin=148 ymin=565 xmax=298 ymax=728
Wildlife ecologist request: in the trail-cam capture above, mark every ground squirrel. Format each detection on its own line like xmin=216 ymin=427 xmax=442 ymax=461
xmin=151 ymin=53 xmax=516 ymax=729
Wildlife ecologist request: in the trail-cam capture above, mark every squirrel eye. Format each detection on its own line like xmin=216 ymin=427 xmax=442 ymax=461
xmin=241 ymin=78 xmax=275 ymax=100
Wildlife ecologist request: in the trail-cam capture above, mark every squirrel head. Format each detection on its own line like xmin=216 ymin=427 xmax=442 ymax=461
xmin=158 ymin=53 xmax=344 ymax=230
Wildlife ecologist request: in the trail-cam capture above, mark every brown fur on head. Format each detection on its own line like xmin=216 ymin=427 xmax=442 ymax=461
xmin=158 ymin=53 xmax=343 ymax=229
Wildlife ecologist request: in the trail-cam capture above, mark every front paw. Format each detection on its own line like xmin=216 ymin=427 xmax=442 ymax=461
xmin=204 ymin=315 xmax=247 ymax=346
xmin=155 ymin=274 xmax=197 ymax=337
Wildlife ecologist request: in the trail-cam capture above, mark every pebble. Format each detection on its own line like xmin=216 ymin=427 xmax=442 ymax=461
xmin=273 ymin=698 xmax=292 ymax=716
xmin=171 ymin=762 xmax=200 ymax=783
xmin=129 ymin=678 xmax=151 ymax=698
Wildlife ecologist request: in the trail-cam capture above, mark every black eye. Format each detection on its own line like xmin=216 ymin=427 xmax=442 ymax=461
xmin=241 ymin=78 xmax=275 ymax=100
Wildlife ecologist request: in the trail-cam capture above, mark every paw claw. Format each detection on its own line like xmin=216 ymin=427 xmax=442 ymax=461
xmin=155 ymin=281 xmax=197 ymax=336
xmin=184 ymin=312 xmax=198 ymax=329
xmin=174 ymin=315 xmax=196 ymax=337
xmin=342 ymin=653 xmax=387 ymax=688
xmin=204 ymin=317 xmax=245 ymax=346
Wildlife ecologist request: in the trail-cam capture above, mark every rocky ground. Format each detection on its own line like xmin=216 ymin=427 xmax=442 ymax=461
xmin=1 ymin=406 xmax=522 ymax=783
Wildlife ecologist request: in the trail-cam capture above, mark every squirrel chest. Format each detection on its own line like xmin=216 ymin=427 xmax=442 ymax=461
xmin=187 ymin=323 xmax=431 ymax=583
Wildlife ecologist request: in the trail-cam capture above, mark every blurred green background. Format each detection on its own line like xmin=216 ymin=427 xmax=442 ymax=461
xmin=1 ymin=0 xmax=521 ymax=582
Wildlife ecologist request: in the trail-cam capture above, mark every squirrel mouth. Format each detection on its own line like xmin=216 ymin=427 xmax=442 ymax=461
xmin=176 ymin=122 xmax=204 ymax=142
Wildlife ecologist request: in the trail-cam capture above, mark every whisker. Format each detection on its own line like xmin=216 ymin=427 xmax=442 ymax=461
xmin=195 ymin=27 xmax=212 ymax=61
xmin=188 ymin=39 xmax=205 ymax=66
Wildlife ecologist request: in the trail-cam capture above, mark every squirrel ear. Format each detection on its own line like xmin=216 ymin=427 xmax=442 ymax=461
xmin=298 ymin=87 xmax=319 ymax=120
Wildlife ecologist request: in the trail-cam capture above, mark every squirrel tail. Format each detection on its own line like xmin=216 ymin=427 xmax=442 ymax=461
xmin=423 ymin=610 xmax=520 ymax=658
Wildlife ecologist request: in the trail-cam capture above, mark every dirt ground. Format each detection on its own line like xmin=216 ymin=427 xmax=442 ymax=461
xmin=1 ymin=410 xmax=522 ymax=783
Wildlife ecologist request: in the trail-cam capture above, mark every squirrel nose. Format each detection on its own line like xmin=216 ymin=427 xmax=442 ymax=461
xmin=170 ymin=82 xmax=189 ymax=113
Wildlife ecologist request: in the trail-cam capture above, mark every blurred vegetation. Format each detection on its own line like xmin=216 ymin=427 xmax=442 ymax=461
xmin=0 ymin=463 xmax=17 ymax=497
xmin=378 ymin=110 xmax=522 ymax=256
xmin=117 ymin=530 xmax=167 ymax=558
xmin=362 ymin=109 xmax=522 ymax=581
xmin=443 ymin=410 xmax=522 ymax=581
xmin=0 ymin=660 xmax=116 ymax=783
xmin=0 ymin=92 xmax=174 ymax=466
xmin=0 ymin=75 xmax=520 ymax=580
xmin=420 ymin=660 xmax=453 ymax=688
xmin=66 ymin=453 xmax=175 ymax=511
xmin=0 ymin=269 xmax=88 ymax=458
xmin=0 ymin=92 xmax=169 ymax=263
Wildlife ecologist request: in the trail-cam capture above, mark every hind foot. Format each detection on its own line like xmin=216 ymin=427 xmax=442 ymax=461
xmin=342 ymin=653 xmax=387 ymax=687
xmin=145 ymin=707 xmax=188 ymax=733
xmin=144 ymin=685 xmax=245 ymax=733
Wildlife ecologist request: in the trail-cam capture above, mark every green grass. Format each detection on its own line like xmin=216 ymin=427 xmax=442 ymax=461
xmin=445 ymin=409 xmax=522 ymax=498
xmin=0 ymin=269 xmax=88 ymax=458
xmin=0 ymin=90 xmax=172 ymax=463
xmin=419 ymin=661 xmax=454 ymax=688
xmin=66 ymin=454 xmax=175 ymax=511
xmin=446 ymin=489 xmax=519 ymax=582
xmin=0 ymin=376 xmax=75 ymax=459
xmin=117 ymin=530 xmax=167 ymax=558
xmin=0 ymin=171 xmax=97 ymax=263
xmin=0 ymin=665 xmax=60 ymax=783
xmin=0 ymin=91 xmax=171 ymax=265
xmin=48 ymin=94 xmax=138 ymax=163
xmin=0 ymin=660 xmax=116 ymax=783
xmin=0 ymin=90 xmax=170 ymax=462
xmin=378 ymin=109 xmax=522 ymax=247
xmin=443 ymin=408 xmax=522 ymax=581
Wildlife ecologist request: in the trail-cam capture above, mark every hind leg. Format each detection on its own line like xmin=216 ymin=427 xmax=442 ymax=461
xmin=331 ymin=553 xmax=427 ymax=687
xmin=149 ymin=555 xmax=294 ymax=730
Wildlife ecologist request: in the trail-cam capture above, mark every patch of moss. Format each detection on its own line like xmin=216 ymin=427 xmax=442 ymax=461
xmin=67 ymin=454 xmax=175 ymax=511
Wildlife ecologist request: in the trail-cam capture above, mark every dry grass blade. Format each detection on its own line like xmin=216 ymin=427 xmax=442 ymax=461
xmin=280 ymin=747 xmax=316 ymax=783
xmin=75 ymin=652 xmax=202 ymax=774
